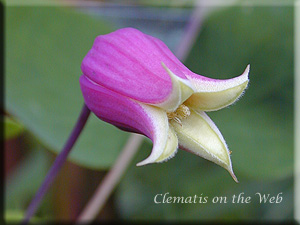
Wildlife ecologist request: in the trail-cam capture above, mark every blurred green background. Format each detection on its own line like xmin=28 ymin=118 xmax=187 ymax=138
xmin=4 ymin=1 xmax=294 ymax=222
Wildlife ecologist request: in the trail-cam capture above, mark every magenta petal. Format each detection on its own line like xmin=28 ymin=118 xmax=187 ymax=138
xmin=80 ymin=75 xmax=152 ymax=136
xmin=80 ymin=75 xmax=172 ymax=164
xmin=81 ymin=28 xmax=192 ymax=105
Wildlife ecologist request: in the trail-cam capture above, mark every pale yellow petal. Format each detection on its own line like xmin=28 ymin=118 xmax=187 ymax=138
xmin=155 ymin=126 xmax=178 ymax=163
xmin=185 ymin=65 xmax=249 ymax=111
xmin=171 ymin=109 xmax=238 ymax=182
xmin=136 ymin=104 xmax=170 ymax=166
xmin=153 ymin=62 xmax=195 ymax=112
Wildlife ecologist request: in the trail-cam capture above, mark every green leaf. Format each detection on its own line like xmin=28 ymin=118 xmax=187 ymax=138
xmin=5 ymin=7 xmax=130 ymax=169
xmin=4 ymin=116 xmax=24 ymax=139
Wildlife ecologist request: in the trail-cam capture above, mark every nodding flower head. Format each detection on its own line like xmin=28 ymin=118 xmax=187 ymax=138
xmin=80 ymin=28 xmax=249 ymax=182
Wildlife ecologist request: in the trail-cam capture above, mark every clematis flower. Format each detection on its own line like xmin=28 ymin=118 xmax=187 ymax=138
xmin=80 ymin=28 xmax=249 ymax=182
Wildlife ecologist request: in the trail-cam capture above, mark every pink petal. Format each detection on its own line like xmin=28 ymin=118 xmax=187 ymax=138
xmin=81 ymin=27 xmax=192 ymax=106
xmin=80 ymin=75 xmax=172 ymax=164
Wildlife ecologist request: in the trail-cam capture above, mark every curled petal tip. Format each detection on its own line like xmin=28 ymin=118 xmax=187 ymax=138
xmin=136 ymin=160 xmax=149 ymax=167
xmin=137 ymin=125 xmax=179 ymax=166
xmin=245 ymin=64 xmax=250 ymax=74
xmin=226 ymin=151 xmax=238 ymax=183
xmin=240 ymin=64 xmax=250 ymax=81
xmin=135 ymin=105 xmax=170 ymax=166
xmin=228 ymin=168 xmax=239 ymax=183
xmin=185 ymin=65 xmax=250 ymax=112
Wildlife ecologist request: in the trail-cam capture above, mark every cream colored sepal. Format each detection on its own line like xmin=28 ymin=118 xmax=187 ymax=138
xmin=155 ymin=126 xmax=178 ymax=163
xmin=170 ymin=109 xmax=238 ymax=182
xmin=153 ymin=62 xmax=195 ymax=112
xmin=185 ymin=65 xmax=249 ymax=112
xmin=136 ymin=104 xmax=170 ymax=166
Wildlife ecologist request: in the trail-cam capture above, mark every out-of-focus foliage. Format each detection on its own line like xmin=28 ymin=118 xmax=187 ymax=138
xmin=5 ymin=7 xmax=131 ymax=169
xmin=5 ymin=148 xmax=51 ymax=219
xmin=5 ymin=4 xmax=294 ymax=222
xmin=4 ymin=116 xmax=24 ymax=139
xmin=115 ymin=6 xmax=294 ymax=220
xmin=5 ymin=210 xmax=42 ymax=223
xmin=184 ymin=6 xmax=293 ymax=180
xmin=130 ymin=0 xmax=196 ymax=7
xmin=116 ymin=146 xmax=293 ymax=220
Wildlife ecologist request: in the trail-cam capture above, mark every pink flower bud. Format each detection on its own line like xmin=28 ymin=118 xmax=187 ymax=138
xmin=80 ymin=28 xmax=250 ymax=182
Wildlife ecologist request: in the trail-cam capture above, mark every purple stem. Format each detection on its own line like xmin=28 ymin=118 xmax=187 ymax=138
xmin=22 ymin=104 xmax=91 ymax=224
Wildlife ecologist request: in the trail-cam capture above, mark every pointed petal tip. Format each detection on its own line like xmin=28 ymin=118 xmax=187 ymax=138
xmin=244 ymin=64 xmax=250 ymax=77
xmin=238 ymin=64 xmax=250 ymax=84
xmin=137 ymin=125 xmax=178 ymax=166
xmin=226 ymin=150 xmax=238 ymax=183
xmin=136 ymin=159 xmax=152 ymax=167
xmin=246 ymin=64 xmax=250 ymax=70
xmin=228 ymin=168 xmax=239 ymax=183
xmin=236 ymin=64 xmax=250 ymax=83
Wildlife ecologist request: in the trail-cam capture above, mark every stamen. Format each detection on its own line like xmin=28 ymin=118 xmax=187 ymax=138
xmin=176 ymin=104 xmax=190 ymax=119
xmin=167 ymin=104 xmax=191 ymax=125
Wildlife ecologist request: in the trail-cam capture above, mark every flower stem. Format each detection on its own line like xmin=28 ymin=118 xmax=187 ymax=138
xmin=76 ymin=133 xmax=144 ymax=223
xmin=22 ymin=104 xmax=91 ymax=224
